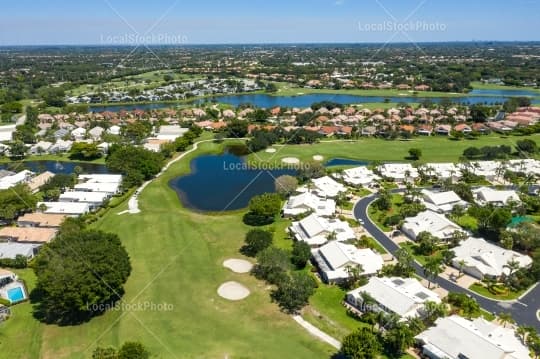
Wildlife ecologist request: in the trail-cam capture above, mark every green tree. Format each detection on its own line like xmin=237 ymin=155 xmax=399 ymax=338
xmin=241 ymin=229 xmax=273 ymax=257
xmin=33 ymin=229 xmax=131 ymax=325
xmin=92 ymin=347 xmax=118 ymax=359
xmin=424 ymin=257 xmax=444 ymax=289
xmin=274 ymin=175 xmax=298 ymax=197
xmin=69 ymin=142 xmax=102 ymax=161
xmin=341 ymin=327 xmax=382 ymax=359
xmin=243 ymin=193 xmax=282 ymax=226
xmin=270 ymin=271 xmax=317 ymax=314
xmin=291 ymin=240 xmax=312 ymax=269
xmin=251 ymin=247 xmax=291 ymax=285
xmin=118 ymin=342 xmax=150 ymax=359
xmin=384 ymin=323 xmax=415 ymax=357
xmin=0 ymin=184 xmax=37 ymax=221
xmin=106 ymin=145 xmax=164 ymax=187
xmin=408 ymin=148 xmax=422 ymax=160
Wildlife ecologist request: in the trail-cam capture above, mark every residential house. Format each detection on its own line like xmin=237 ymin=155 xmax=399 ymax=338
xmin=377 ymin=163 xmax=419 ymax=183
xmin=421 ymin=163 xmax=461 ymax=182
xmin=59 ymin=191 xmax=109 ymax=209
xmin=37 ymin=202 xmax=91 ymax=216
xmin=88 ymin=126 xmax=104 ymax=141
xmin=290 ymin=213 xmax=355 ymax=247
xmin=341 ymin=167 xmax=380 ymax=187
xmin=29 ymin=141 xmax=52 ymax=155
xmin=451 ymin=237 xmax=532 ymax=279
xmin=473 ymin=187 xmax=521 ymax=206
xmin=402 ymin=210 xmax=464 ymax=241
xmin=27 ymin=171 xmax=55 ymax=193
xmin=346 ymin=277 xmax=441 ymax=319
xmin=415 ymin=315 xmax=530 ymax=359
xmin=312 ymin=241 xmax=384 ymax=283
xmin=0 ymin=227 xmax=57 ymax=244
xmin=0 ymin=170 xmax=34 ymax=190
xmin=71 ymin=127 xmax=87 ymax=141
xmin=0 ymin=242 xmax=40 ymax=259
xmin=17 ymin=213 xmax=66 ymax=228
xmin=282 ymin=192 xmax=336 ymax=217
xmin=421 ymin=189 xmax=468 ymax=213
xmin=310 ymin=176 xmax=347 ymax=198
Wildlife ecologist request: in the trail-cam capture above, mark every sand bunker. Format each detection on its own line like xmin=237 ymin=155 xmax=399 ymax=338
xmin=282 ymin=157 xmax=300 ymax=164
xmin=265 ymin=148 xmax=277 ymax=153
xmin=313 ymin=155 xmax=324 ymax=161
xmin=223 ymin=259 xmax=253 ymax=274
xmin=217 ymin=281 xmax=250 ymax=301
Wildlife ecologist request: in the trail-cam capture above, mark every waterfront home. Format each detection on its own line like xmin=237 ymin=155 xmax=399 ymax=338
xmin=29 ymin=141 xmax=53 ymax=154
xmin=421 ymin=189 xmax=468 ymax=213
xmin=49 ymin=139 xmax=73 ymax=153
xmin=0 ymin=170 xmax=34 ymax=190
xmin=290 ymin=213 xmax=355 ymax=247
xmin=415 ymin=315 xmax=530 ymax=359
xmin=282 ymin=192 xmax=336 ymax=218
xmin=472 ymin=187 xmax=521 ymax=206
xmin=312 ymin=241 xmax=384 ymax=283
xmin=346 ymin=277 xmax=441 ymax=319
xmin=402 ymin=210 xmax=464 ymax=241
xmin=78 ymin=174 xmax=123 ymax=185
xmin=27 ymin=171 xmax=55 ymax=193
xmin=451 ymin=237 xmax=532 ymax=280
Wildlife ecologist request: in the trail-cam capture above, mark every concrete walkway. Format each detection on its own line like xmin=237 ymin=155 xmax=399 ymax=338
xmin=292 ymin=315 xmax=341 ymax=350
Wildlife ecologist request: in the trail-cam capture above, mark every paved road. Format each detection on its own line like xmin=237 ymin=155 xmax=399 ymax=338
xmin=353 ymin=194 xmax=540 ymax=331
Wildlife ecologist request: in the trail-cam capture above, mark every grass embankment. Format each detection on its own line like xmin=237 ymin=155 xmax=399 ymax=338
xmin=0 ymin=140 xmax=333 ymax=359
xmin=469 ymin=283 xmax=526 ymax=301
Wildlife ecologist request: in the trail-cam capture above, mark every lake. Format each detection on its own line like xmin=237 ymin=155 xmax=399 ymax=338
xmin=469 ymin=88 xmax=540 ymax=97
xmin=0 ymin=160 xmax=110 ymax=174
xmin=90 ymin=92 xmax=540 ymax=112
xmin=324 ymin=158 xmax=370 ymax=167
xmin=169 ymin=152 xmax=296 ymax=212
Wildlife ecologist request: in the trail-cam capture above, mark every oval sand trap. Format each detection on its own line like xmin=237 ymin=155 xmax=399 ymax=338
xmin=223 ymin=259 xmax=253 ymax=273
xmin=313 ymin=155 xmax=324 ymax=161
xmin=265 ymin=148 xmax=277 ymax=153
xmin=281 ymin=157 xmax=300 ymax=165
xmin=217 ymin=281 xmax=250 ymax=301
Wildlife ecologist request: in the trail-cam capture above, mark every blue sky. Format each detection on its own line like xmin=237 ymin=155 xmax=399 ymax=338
xmin=1 ymin=0 xmax=539 ymax=45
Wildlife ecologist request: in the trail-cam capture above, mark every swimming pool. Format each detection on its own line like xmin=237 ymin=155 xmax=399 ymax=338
xmin=7 ymin=286 xmax=25 ymax=303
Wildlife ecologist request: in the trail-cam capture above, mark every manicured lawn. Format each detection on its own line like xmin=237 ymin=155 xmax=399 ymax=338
xmin=247 ymin=134 xmax=540 ymax=166
xmin=469 ymin=283 xmax=526 ymax=301
xmin=367 ymin=194 xmax=404 ymax=232
xmin=453 ymin=214 xmax=479 ymax=232
xmin=400 ymin=242 xmax=446 ymax=266
xmin=470 ymin=81 xmax=540 ymax=94
xmin=305 ymin=284 xmax=367 ymax=340
xmin=0 ymin=141 xmax=333 ymax=359
xmin=0 ymin=154 xmax=106 ymax=164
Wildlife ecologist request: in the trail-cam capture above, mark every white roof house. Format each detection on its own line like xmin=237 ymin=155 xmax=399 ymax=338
xmin=310 ymin=176 xmax=347 ymax=198
xmin=88 ymin=126 xmax=104 ymax=140
xmin=0 ymin=125 xmax=16 ymax=143
xmin=507 ymin=159 xmax=540 ymax=176
xmin=341 ymin=166 xmax=380 ymax=187
xmin=402 ymin=210 xmax=464 ymax=241
xmin=78 ymin=174 xmax=123 ymax=184
xmin=346 ymin=277 xmax=441 ymax=318
xmin=107 ymin=125 xmax=121 ymax=136
xmin=377 ymin=163 xmax=419 ymax=183
xmin=49 ymin=139 xmax=73 ymax=153
xmin=59 ymin=191 xmax=110 ymax=208
xmin=0 ymin=242 xmax=40 ymax=260
xmin=452 ymin=237 xmax=532 ymax=279
xmin=282 ymin=192 xmax=336 ymax=217
xmin=290 ymin=213 xmax=355 ymax=247
xmin=421 ymin=163 xmax=461 ymax=182
xmin=29 ymin=141 xmax=53 ymax=154
xmin=71 ymin=127 xmax=86 ymax=140
xmin=38 ymin=202 xmax=90 ymax=216
xmin=421 ymin=189 xmax=468 ymax=213
xmin=0 ymin=170 xmax=34 ymax=190
xmin=460 ymin=161 xmax=500 ymax=181
xmin=74 ymin=182 xmax=121 ymax=194
xmin=312 ymin=241 xmax=384 ymax=283
xmin=155 ymin=125 xmax=189 ymax=141
xmin=415 ymin=315 xmax=530 ymax=359
xmin=473 ymin=187 xmax=521 ymax=206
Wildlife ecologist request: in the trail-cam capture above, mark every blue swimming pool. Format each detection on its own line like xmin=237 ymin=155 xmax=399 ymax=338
xmin=7 ymin=286 xmax=25 ymax=303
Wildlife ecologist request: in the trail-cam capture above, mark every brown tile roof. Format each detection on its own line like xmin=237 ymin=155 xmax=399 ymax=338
xmin=0 ymin=227 xmax=57 ymax=243
xmin=17 ymin=213 xmax=66 ymax=228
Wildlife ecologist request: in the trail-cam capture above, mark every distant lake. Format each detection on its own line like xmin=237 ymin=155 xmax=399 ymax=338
xmin=0 ymin=160 xmax=110 ymax=174
xmin=324 ymin=158 xmax=369 ymax=167
xmin=90 ymin=92 xmax=540 ymax=112
xmin=169 ymin=152 xmax=296 ymax=212
xmin=469 ymin=88 xmax=540 ymax=97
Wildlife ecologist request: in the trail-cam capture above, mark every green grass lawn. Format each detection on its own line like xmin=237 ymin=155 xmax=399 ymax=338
xmin=453 ymin=214 xmax=479 ymax=232
xmin=469 ymin=283 xmax=526 ymax=301
xmin=470 ymin=81 xmax=540 ymax=94
xmin=0 ymin=140 xmax=334 ymax=359
xmin=367 ymin=194 xmax=404 ymax=232
xmin=400 ymin=242 xmax=447 ymax=266
xmin=248 ymin=134 xmax=540 ymax=166
xmin=0 ymin=154 xmax=106 ymax=164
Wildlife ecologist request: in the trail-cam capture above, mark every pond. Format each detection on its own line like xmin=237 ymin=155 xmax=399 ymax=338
xmin=469 ymin=88 xmax=540 ymax=97
xmin=90 ymin=92 xmax=540 ymax=112
xmin=0 ymin=160 xmax=110 ymax=174
xmin=169 ymin=152 xmax=296 ymax=212
xmin=324 ymin=158 xmax=370 ymax=167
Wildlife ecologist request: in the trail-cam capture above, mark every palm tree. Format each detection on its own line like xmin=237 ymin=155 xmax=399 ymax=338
xmin=424 ymin=257 xmax=444 ymax=289
xmin=498 ymin=312 xmax=515 ymax=328
xmin=503 ymin=258 xmax=521 ymax=288
xmin=457 ymin=259 xmax=467 ymax=278
xmin=516 ymin=325 xmax=529 ymax=344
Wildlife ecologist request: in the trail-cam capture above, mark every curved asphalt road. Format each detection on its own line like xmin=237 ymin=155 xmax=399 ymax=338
xmin=354 ymin=194 xmax=540 ymax=331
